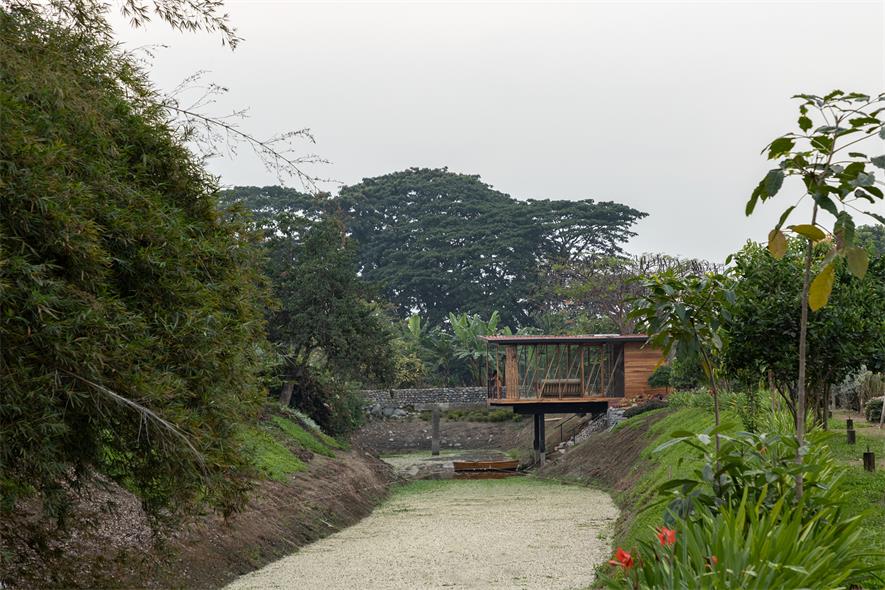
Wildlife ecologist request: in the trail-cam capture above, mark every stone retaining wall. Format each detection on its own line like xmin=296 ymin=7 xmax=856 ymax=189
xmin=359 ymin=387 xmax=487 ymax=411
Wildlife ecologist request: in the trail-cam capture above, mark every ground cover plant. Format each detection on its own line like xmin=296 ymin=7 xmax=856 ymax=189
xmin=603 ymin=396 xmax=885 ymax=589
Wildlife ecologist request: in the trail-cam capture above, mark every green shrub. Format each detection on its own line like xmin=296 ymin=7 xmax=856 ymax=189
xmin=667 ymin=388 xmax=715 ymax=409
xmin=669 ymin=355 xmax=706 ymax=390
xmin=866 ymin=398 xmax=884 ymax=423
xmin=733 ymin=388 xmax=763 ymax=433
xmin=647 ymin=365 xmax=671 ymax=389
xmin=0 ymin=11 xmax=271 ymax=522
xmin=656 ymin=429 xmax=844 ymax=524
xmin=623 ymin=400 xmax=668 ymax=418
xmin=291 ymin=371 xmax=365 ymax=436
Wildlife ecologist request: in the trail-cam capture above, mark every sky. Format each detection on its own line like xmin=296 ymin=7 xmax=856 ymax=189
xmin=112 ymin=1 xmax=885 ymax=262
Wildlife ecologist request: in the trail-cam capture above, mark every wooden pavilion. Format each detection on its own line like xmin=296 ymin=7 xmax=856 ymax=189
xmin=481 ymin=334 xmax=666 ymax=464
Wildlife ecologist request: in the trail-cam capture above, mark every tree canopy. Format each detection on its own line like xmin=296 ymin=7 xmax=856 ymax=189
xmin=230 ymin=168 xmax=641 ymax=327
xmin=724 ymin=239 xmax=885 ymax=418
xmin=856 ymin=224 xmax=885 ymax=256
xmin=548 ymin=253 xmax=720 ymax=333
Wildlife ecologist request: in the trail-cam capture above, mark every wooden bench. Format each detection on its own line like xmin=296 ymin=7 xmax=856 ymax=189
xmin=538 ymin=378 xmax=582 ymax=398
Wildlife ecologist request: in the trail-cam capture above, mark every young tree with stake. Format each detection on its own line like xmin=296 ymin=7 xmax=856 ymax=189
xmin=746 ymin=90 xmax=885 ymax=497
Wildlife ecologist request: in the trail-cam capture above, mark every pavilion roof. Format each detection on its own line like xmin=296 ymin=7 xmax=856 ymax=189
xmin=480 ymin=334 xmax=649 ymax=345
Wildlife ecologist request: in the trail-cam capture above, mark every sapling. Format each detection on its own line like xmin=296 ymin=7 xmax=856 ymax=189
xmin=746 ymin=90 xmax=885 ymax=497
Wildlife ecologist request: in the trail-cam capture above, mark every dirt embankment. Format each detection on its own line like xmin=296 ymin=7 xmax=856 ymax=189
xmin=539 ymin=410 xmax=666 ymax=492
xmin=2 ymin=447 xmax=393 ymax=590
xmin=352 ymin=416 xmax=528 ymax=453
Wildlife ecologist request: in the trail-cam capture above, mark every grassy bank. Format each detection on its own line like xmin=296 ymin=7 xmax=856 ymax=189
xmin=239 ymin=406 xmax=347 ymax=481
xmin=611 ymin=405 xmax=885 ymax=585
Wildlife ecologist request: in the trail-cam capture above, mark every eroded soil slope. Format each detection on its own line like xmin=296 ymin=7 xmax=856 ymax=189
xmin=2 ymin=448 xmax=392 ymax=589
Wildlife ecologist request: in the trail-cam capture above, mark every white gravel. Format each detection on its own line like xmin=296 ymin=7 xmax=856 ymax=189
xmin=225 ymin=478 xmax=619 ymax=590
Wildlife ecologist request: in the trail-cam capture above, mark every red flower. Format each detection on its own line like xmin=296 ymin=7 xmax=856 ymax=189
xmin=705 ymin=555 xmax=719 ymax=569
xmin=609 ymin=547 xmax=635 ymax=569
xmin=657 ymin=527 xmax=677 ymax=546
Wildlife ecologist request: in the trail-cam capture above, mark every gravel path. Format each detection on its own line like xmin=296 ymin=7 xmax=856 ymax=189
xmin=225 ymin=478 xmax=619 ymax=590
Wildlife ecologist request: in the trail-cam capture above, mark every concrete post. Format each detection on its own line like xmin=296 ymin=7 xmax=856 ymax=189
xmin=431 ymin=406 xmax=440 ymax=456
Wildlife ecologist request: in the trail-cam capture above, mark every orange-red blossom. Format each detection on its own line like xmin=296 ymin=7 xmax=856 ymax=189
xmin=657 ymin=527 xmax=677 ymax=546
xmin=609 ymin=547 xmax=635 ymax=570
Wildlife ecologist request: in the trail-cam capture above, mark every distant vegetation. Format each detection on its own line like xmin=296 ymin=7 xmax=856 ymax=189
xmin=226 ymin=171 xmax=646 ymax=327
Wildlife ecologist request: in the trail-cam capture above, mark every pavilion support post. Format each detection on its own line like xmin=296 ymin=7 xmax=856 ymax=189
xmin=539 ymin=412 xmax=546 ymax=467
xmin=431 ymin=406 xmax=441 ymax=456
xmin=532 ymin=414 xmax=540 ymax=464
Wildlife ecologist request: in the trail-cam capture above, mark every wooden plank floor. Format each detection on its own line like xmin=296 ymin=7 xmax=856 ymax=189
xmin=488 ymin=397 xmax=610 ymax=405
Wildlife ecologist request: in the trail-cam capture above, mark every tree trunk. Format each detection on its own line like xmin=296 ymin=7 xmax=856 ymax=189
xmin=796 ymin=237 xmax=814 ymax=500
xmin=279 ymin=380 xmax=295 ymax=406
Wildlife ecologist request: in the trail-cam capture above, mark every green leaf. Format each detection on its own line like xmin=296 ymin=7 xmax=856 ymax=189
xmin=864 ymin=185 xmax=884 ymax=198
xmin=871 ymin=155 xmax=885 ymax=169
xmin=775 ymin=205 xmax=795 ymax=230
xmin=746 ymin=187 xmax=761 ymax=216
xmin=768 ymin=228 xmax=787 ymax=259
xmin=865 ymin=211 xmax=885 ymax=225
xmin=789 ymin=224 xmax=826 ymax=241
xmin=846 ymin=246 xmax=869 ymax=279
xmin=811 ymin=135 xmax=835 ymax=152
xmin=763 ymin=169 xmax=784 ymax=198
xmin=811 ymin=192 xmax=840 ymax=217
xmin=798 ymin=115 xmax=812 ymax=132
xmin=808 ymin=262 xmax=835 ymax=311
xmin=833 ymin=211 xmax=855 ymax=245
xmin=768 ymin=137 xmax=795 ymax=159
xmin=849 ymin=116 xmax=879 ymax=127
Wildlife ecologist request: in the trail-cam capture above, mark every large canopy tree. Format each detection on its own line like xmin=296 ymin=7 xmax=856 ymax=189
xmin=0 ymin=9 xmax=271 ymax=522
xmin=336 ymin=167 xmax=646 ymax=325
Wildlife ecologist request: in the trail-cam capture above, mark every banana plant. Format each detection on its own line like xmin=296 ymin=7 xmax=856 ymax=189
xmin=448 ymin=311 xmax=512 ymax=385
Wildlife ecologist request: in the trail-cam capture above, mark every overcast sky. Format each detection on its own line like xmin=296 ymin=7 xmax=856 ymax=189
xmin=112 ymin=1 xmax=885 ymax=262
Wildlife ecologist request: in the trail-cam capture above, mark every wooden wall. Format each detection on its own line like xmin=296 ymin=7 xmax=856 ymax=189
xmin=623 ymin=342 xmax=668 ymax=398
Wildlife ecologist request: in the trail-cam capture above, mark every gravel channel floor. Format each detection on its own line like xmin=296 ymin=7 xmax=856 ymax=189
xmin=225 ymin=478 xmax=619 ymax=590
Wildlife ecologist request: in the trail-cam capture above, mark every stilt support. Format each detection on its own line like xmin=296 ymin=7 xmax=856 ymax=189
xmin=538 ymin=412 xmax=546 ymax=467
